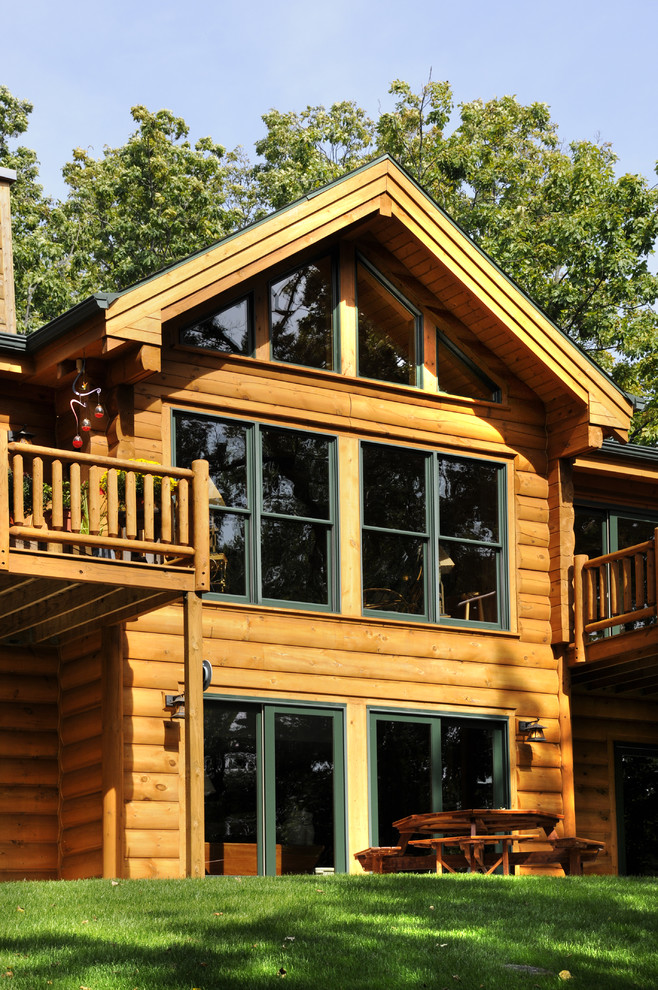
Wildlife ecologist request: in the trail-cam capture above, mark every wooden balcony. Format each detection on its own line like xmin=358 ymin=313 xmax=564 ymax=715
xmin=571 ymin=530 xmax=658 ymax=697
xmin=0 ymin=435 xmax=209 ymax=647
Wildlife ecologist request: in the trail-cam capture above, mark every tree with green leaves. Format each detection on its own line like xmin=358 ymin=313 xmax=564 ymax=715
xmin=55 ymin=105 xmax=253 ymax=299
xmin=0 ymin=85 xmax=70 ymax=332
xmin=253 ymin=80 xmax=658 ymax=440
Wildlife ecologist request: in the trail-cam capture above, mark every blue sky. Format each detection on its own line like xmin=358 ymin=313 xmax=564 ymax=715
xmin=4 ymin=0 xmax=657 ymax=200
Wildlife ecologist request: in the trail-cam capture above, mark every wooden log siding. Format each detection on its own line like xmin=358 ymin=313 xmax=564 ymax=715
xmin=0 ymin=646 xmax=59 ymax=880
xmin=121 ymin=595 xmax=565 ymax=875
xmin=572 ymin=697 xmax=658 ymax=874
xmin=58 ymin=635 xmax=103 ymax=879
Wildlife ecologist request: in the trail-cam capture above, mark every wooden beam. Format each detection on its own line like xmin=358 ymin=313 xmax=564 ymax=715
xmin=105 ymin=344 xmax=161 ymax=388
xmin=102 ymin=625 xmax=123 ymax=878
xmin=184 ymin=591 xmax=204 ymax=877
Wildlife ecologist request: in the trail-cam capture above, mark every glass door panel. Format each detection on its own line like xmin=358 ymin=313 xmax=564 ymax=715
xmin=269 ymin=710 xmax=337 ymax=874
xmin=204 ymin=703 xmax=261 ymax=875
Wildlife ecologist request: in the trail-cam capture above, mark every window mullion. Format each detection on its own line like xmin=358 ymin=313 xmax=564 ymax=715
xmin=252 ymin=424 xmax=262 ymax=605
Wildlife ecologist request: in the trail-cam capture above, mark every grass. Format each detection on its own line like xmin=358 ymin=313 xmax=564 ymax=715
xmin=1 ymin=875 xmax=657 ymax=989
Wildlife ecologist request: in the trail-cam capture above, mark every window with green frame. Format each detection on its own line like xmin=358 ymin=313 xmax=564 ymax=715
xmin=204 ymin=699 xmax=347 ymax=875
xmin=174 ymin=412 xmax=338 ymax=609
xmin=270 ymin=255 xmax=338 ymax=370
xmin=179 ymin=295 xmax=252 ymax=355
xmin=574 ymin=504 xmax=658 ymax=559
xmin=361 ymin=442 xmax=507 ymax=626
xmin=357 ymin=256 xmax=421 ymax=386
xmin=369 ymin=710 xmax=509 ymax=847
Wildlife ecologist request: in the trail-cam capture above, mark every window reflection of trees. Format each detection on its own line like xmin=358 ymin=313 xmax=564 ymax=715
xmin=270 ymin=259 xmax=334 ymax=369
xmin=180 ymin=297 xmax=250 ymax=355
xmin=175 ymin=413 xmax=334 ymax=606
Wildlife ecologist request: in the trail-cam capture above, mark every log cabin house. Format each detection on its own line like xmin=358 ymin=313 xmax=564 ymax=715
xmin=1 ymin=157 xmax=657 ymax=881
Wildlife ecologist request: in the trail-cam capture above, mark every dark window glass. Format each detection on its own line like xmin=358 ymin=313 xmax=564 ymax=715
xmin=574 ymin=506 xmax=607 ymax=559
xmin=274 ymin=712 xmax=336 ymax=872
xmin=371 ymin=714 xmax=507 ymax=848
xmin=362 ymin=442 xmax=505 ymax=626
xmin=437 ymin=330 xmax=500 ymax=402
xmin=180 ymin=297 xmax=251 ymax=355
xmin=362 ymin=532 xmax=426 ymax=615
xmin=376 ymin=720 xmax=432 ymax=847
xmin=270 ymin=257 xmax=335 ymax=369
xmin=438 ymin=458 xmax=499 ymax=543
xmin=261 ymin=519 xmax=329 ymax=605
xmin=441 ymin=719 xmax=496 ymax=809
xmin=617 ymin=517 xmax=657 ymax=550
xmin=357 ymin=261 xmax=418 ymax=386
xmin=175 ymin=412 xmax=335 ymax=609
xmin=262 ymin=428 xmax=330 ymax=519
xmin=204 ymin=705 xmax=258 ymax=849
xmin=362 ymin=443 xmax=426 ymax=532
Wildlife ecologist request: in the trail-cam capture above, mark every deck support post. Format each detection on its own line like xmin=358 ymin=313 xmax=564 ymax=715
xmin=184 ymin=591 xmax=205 ymax=877
xmin=573 ymin=554 xmax=588 ymax=663
xmin=102 ymin=624 xmax=124 ymax=878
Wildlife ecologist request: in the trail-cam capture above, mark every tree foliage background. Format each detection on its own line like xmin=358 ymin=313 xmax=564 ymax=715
xmin=1 ymin=79 xmax=657 ymax=440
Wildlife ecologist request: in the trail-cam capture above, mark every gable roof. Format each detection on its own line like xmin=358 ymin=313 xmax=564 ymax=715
xmin=1 ymin=156 xmax=633 ymax=437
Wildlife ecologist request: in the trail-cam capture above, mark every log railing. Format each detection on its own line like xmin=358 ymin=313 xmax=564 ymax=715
xmin=572 ymin=527 xmax=658 ymax=663
xmin=1 ymin=436 xmax=210 ymax=590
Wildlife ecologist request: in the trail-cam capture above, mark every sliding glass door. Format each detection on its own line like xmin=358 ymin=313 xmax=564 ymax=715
xmin=369 ymin=711 xmax=508 ymax=847
xmin=204 ymin=700 xmax=346 ymax=875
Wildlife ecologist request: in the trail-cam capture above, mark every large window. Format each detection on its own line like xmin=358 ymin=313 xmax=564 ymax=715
xmin=270 ymin=255 xmax=337 ymax=370
xmin=361 ymin=442 xmax=506 ymax=626
xmin=357 ymin=257 xmax=421 ymax=386
xmin=575 ymin=505 xmax=658 ymax=559
xmin=174 ymin=412 xmax=338 ymax=609
xmin=204 ymin=699 xmax=346 ymax=875
xmin=369 ymin=710 xmax=508 ymax=847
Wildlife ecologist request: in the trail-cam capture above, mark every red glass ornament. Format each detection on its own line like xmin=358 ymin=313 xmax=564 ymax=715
xmin=94 ymin=404 xmax=104 ymax=419
xmin=73 ymin=435 xmax=83 ymax=449
xmin=81 ymin=418 xmax=92 ymax=433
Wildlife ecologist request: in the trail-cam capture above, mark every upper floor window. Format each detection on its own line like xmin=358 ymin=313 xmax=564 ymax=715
xmin=179 ymin=295 xmax=252 ymax=355
xmin=174 ymin=412 xmax=338 ymax=610
xmin=575 ymin=506 xmax=658 ymax=558
xmin=361 ymin=442 xmax=506 ymax=626
xmin=436 ymin=329 xmax=502 ymax=403
xmin=357 ymin=257 xmax=421 ymax=387
xmin=270 ymin=256 xmax=337 ymax=370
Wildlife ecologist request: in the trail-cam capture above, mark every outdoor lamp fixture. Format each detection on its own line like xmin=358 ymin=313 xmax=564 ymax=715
xmin=70 ymin=358 xmax=104 ymax=449
xmin=10 ymin=426 xmax=35 ymax=443
xmin=518 ymin=718 xmax=548 ymax=743
xmin=165 ymin=660 xmax=213 ymax=720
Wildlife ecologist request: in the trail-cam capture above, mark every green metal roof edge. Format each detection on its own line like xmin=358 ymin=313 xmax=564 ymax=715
xmin=0 ymin=294 xmax=120 ymax=355
xmin=596 ymin=438 xmax=658 ymax=464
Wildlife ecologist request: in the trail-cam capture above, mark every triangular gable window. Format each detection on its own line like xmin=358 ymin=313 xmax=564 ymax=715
xmin=357 ymin=257 xmax=421 ymax=387
xmin=436 ymin=329 xmax=501 ymax=403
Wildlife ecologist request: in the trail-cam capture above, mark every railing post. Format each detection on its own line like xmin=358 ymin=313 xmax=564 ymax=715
xmin=573 ymin=554 xmax=588 ymax=663
xmin=0 ymin=431 xmax=9 ymax=569
xmin=192 ymin=459 xmax=210 ymax=592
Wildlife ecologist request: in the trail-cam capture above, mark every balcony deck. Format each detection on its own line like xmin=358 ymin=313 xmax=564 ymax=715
xmin=571 ymin=532 xmax=658 ymax=698
xmin=1 ymin=437 xmax=209 ymax=647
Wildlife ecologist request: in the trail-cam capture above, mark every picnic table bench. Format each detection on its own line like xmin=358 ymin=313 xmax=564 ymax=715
xmin=354 ymin=810 xmax=605 ymax=876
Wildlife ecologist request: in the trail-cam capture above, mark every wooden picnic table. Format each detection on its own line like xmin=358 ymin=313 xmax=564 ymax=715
xmin=354 ymin=809 xmax=603 ymax=876
xmin=392 ymin=809 xmax=564 ymax=876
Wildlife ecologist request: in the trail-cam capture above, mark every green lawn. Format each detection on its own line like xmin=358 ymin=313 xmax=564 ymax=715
xmin=1 ymin=875 xmax=656 ymax=989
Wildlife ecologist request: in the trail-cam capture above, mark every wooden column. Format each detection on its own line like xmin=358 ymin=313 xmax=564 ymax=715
xmin=184 ymin=591 xmax=205 ymax=877
xmin=558 ymin=656 xmax=576 ymax=835
xmin=0 ymin=167 xmax=17 ymax=335
xmin=0 ymin=429 xmax=9 ymax=570
xmin=102 ymin=624 xmax=124 ymax=878
xmin=573 ymin=554 xmax=588 ymax=663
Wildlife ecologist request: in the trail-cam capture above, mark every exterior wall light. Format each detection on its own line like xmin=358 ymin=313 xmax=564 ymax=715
xmin=165 ymin=660 xmax=213 ymax=720
xmin=518 ymin=718 xmax=548 ymax=743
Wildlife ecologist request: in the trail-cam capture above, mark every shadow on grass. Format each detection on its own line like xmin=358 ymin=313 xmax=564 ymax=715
xmin=2 ymin=875 xmax=657 ymax=989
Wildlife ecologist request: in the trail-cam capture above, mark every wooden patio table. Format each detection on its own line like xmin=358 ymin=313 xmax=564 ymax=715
xmin=392 ymin=809 xmax=564 ymax=875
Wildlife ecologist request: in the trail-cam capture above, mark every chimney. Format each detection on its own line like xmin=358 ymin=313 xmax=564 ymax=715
xmin=0 ymin=166 xmax=17 ymax=335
